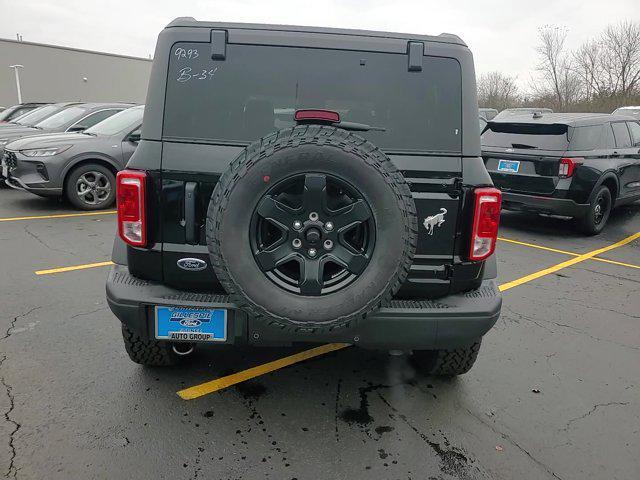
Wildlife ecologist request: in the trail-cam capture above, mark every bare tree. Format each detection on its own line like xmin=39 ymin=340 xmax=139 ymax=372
xmin=477 ymin=71 xmax=520 ymax=110
xmin=534 ymin=25 xmax=582 ymax=110
xmin=573 ymin=39 xmax=605 ymax=100
xmin=600 ymin=20 xmax=640 ymax=98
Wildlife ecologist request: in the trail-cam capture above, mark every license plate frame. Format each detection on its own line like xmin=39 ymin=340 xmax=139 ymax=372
xmin=155 ymin=306 xmax=227 ymax=342
xmin=497 ymin=159 xmax=520 ymax=173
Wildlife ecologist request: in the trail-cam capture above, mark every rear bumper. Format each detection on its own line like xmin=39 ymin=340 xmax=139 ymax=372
xmin=106 ymin=263 xmax=502 ymax=350
xmin=502 ymin=192 xmax=589 ymax=217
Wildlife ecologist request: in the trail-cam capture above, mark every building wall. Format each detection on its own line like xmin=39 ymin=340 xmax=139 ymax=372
xmin=0 ymin=39 xmax=152 ymax=107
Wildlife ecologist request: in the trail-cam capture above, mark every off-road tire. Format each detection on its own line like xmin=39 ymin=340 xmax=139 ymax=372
xmin=65 ymin=163 xmax=116 ymax=211
xmin=121 ymin=324 xmax=178 ymax=366
xmin=579 ymin=185 xmax=612 ymax=235
xmin=412 ymin=340 xmax=482 ymax=376
xmin=207 ymin=125 xmax=417 ymax=333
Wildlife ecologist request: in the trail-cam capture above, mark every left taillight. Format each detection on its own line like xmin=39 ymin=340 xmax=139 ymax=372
xmin=116 ymin=169 xmax=147 ymax=247
xmin=559 ymin=157 xmax=583 ymax=178
xmin=468 ymin=187 xmax=502 ymax=261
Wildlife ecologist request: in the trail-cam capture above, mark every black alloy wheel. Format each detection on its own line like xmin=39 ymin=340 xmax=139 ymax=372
xmin=579 ymin=185 xmax=612 ymax=235
xmin=250 ymin=173 xmax=375 ymax=296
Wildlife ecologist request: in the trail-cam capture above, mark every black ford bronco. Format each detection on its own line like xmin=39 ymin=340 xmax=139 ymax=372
xmin=106 ymin=18 xmax=502 ymax=376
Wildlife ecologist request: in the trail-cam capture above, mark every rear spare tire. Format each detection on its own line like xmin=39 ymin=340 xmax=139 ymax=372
xmin=207 ymin=126 xmax=417 ymax=332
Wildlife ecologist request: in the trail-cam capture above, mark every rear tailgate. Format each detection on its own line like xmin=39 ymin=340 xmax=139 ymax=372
xmin=482 ymin=121 xmax=568 ymax=195
xmin=484 ymin=151 xmax=562 ymax=194
xmin=158 ymin=146 xmax=463 ymax=298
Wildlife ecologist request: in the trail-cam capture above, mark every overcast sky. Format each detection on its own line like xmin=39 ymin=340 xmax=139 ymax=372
xmin=1 ymin=0 xmax=638 ymax=90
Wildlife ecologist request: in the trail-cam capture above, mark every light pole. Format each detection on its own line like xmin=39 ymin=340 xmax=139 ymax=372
xmin=9 ymin=65 xmax=24 ymax=104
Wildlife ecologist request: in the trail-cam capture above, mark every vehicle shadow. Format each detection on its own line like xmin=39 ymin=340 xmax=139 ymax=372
xmin=499 ymin=200 xmax=640 ymax=237
xmin=2 ymin=187 xmax=78 ymax=214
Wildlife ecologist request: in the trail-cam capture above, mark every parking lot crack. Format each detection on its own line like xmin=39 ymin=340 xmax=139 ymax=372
xmin=22 ymin=224 xmax=71 ymax=255
xmin=561 ymin=402 xmax=630 ymax=432
xmin=70 ymin=307 xmax=107 ymax=319
xmin=461 ymin=406 xmax=564 ymax=480
xmin=1 ymin=355 xmax=20 ymax=479
xmin=2 ymin=306 xmax=41 ymax=341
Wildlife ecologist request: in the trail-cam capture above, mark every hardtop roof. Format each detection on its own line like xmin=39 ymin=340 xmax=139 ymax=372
xmin=165 ymin=17 xmax=467 ymax=47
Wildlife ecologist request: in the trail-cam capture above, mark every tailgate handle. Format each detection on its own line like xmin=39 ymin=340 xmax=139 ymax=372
xmin=407 ymin=41 xmax=424 ymax=71
xmin=185 ymin=182 xmax=198 ymax=244
xmin=210 ymin=29 xmax=227 ymax=60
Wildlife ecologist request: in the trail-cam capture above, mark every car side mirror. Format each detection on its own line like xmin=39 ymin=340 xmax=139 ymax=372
xmin=67 ymin=125 xmax=86 ymax=132
xmin=128 ymin=131 xmax=141 ymax=143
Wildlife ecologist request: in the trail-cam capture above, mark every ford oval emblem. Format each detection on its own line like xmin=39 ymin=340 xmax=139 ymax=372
xmin=177 ymin=258 xmax=207 ymax=272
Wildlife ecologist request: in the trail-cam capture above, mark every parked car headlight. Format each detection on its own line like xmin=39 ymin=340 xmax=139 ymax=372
xmin=20 ymin=145 xmax=72 ymax=157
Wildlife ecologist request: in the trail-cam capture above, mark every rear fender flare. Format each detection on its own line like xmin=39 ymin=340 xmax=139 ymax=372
xmin=589 ymin=172 xmax=619 ymax=203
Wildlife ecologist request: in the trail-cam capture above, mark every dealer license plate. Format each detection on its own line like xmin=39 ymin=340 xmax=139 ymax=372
xmin=155 ymin=306 xmax=227 ymax=342
xmin=497 ymin=159 xmax=520 ymax=173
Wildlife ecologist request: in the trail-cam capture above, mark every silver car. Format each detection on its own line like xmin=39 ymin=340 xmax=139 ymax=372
xmin=3 ymin=105 xmax=144 ymax=210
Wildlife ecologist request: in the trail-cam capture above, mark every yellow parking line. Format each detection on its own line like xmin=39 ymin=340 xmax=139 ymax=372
xmin=0 ymin=210 xmax=116 ymax=222
xmin=177 ymin=231 xmax=640 ymax=400
xmin=498 ymin=236 xmax=640 ymax=270
xmin=177 ymin=343 xmax=350 ymax=400
xmin=499 ymin=232 xmax=640 ymax=292
xmin=35 ymin=261 xmax=113 ymax=275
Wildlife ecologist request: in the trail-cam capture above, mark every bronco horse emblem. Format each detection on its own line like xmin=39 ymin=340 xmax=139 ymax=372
xmin=423 ymin=208 xmax=447 ymax=235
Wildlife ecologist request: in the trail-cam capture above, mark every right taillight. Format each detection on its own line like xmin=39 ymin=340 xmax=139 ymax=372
xmin=116 ymin=169 xmax=147 ymax=247
xmin=468 ymin=187 xmax=502 ymax=261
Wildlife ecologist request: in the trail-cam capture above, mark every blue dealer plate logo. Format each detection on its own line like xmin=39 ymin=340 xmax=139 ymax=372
xmin=156 ymin=307 xmax=227 ymax=342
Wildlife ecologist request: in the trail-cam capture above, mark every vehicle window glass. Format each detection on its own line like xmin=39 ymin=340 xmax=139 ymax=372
xmin=74 ymin=109 xmax=121 ymax=130
xmin=626 ymin=121 xmax=640 ymax=146
xmin=85 ymin=107 xmax=144 ymax=135
xmin=569 ymin=125 xmax=603 ymax=151
xmin=481 ymin=122 xmax=569 ymax=150
xmin=14 ymin=105 xmax=60 ymax=126
xmin=6 ymin=107 xmax=31 ymax=121
xmin=163 ymin=44 xmax=462 ymax=153
xmin=36 ymin=106 xmax=88 ymax=129
xmin=611 ymin=122 xmax=632 ymax=148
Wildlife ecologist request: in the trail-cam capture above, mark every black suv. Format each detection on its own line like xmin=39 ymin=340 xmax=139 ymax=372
xmin=482 ymin=113 xmax=640 ymax=234
xmin=106 ymin=19 xmax=502 ymax=376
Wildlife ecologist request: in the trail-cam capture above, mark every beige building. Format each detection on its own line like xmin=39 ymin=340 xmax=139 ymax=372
xmin=0 ymin=38 xmax=151 ymax=107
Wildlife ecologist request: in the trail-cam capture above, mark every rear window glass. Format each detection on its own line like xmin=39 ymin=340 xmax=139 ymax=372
xmin=36 ymin=106 xmax=88 ymax=129
xmin=481 ymin=122 xmax=569 ymax=150
xmin=163 ymin=44 xmax=462 ymax=153
xmin=14 ymin=104 xmax=60 ymax=126
xmin=569 ymin=125 xmax=603 ymax=150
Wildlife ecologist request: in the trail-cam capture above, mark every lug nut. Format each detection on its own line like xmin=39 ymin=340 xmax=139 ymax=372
xmin=293 ymin=220 xmax=303 ymax=230
xmin=308 ymin=248 xmax=317 ymax=257
xmin=325 ymin=221 xmax=334 ymax=231
xmin=309 ymin=212 xmax=319 ymax=221
xmin=324 ymin=239 xmax=333 ymax=250
xmin=292 ymin=238 xmax=302 ymax=248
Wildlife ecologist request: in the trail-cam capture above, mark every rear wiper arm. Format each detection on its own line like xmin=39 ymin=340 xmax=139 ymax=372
xmin=511 ymin=143 xmax=538 ymax=149
xmin=337 ymin=121 xmax=386 ymax=132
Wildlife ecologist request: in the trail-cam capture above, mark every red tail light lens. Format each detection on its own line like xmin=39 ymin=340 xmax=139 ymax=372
xmin=116 ymin=169 xmax=147 ymax=247
xmin=468 ymin=187 xmax=502 ymax=261
xmin=559 ymin=157 xmax=583 ymax=178
xmin=294 ymin=109 xmax=341 ymax=123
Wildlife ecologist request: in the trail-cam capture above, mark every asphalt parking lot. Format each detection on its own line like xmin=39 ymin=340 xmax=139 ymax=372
xmin=1 ymin=187 xmax=638 ymax=480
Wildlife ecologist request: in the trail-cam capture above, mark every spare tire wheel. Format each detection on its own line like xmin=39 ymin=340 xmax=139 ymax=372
xmin=207 ymin=125 xmax=417 ymax=332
